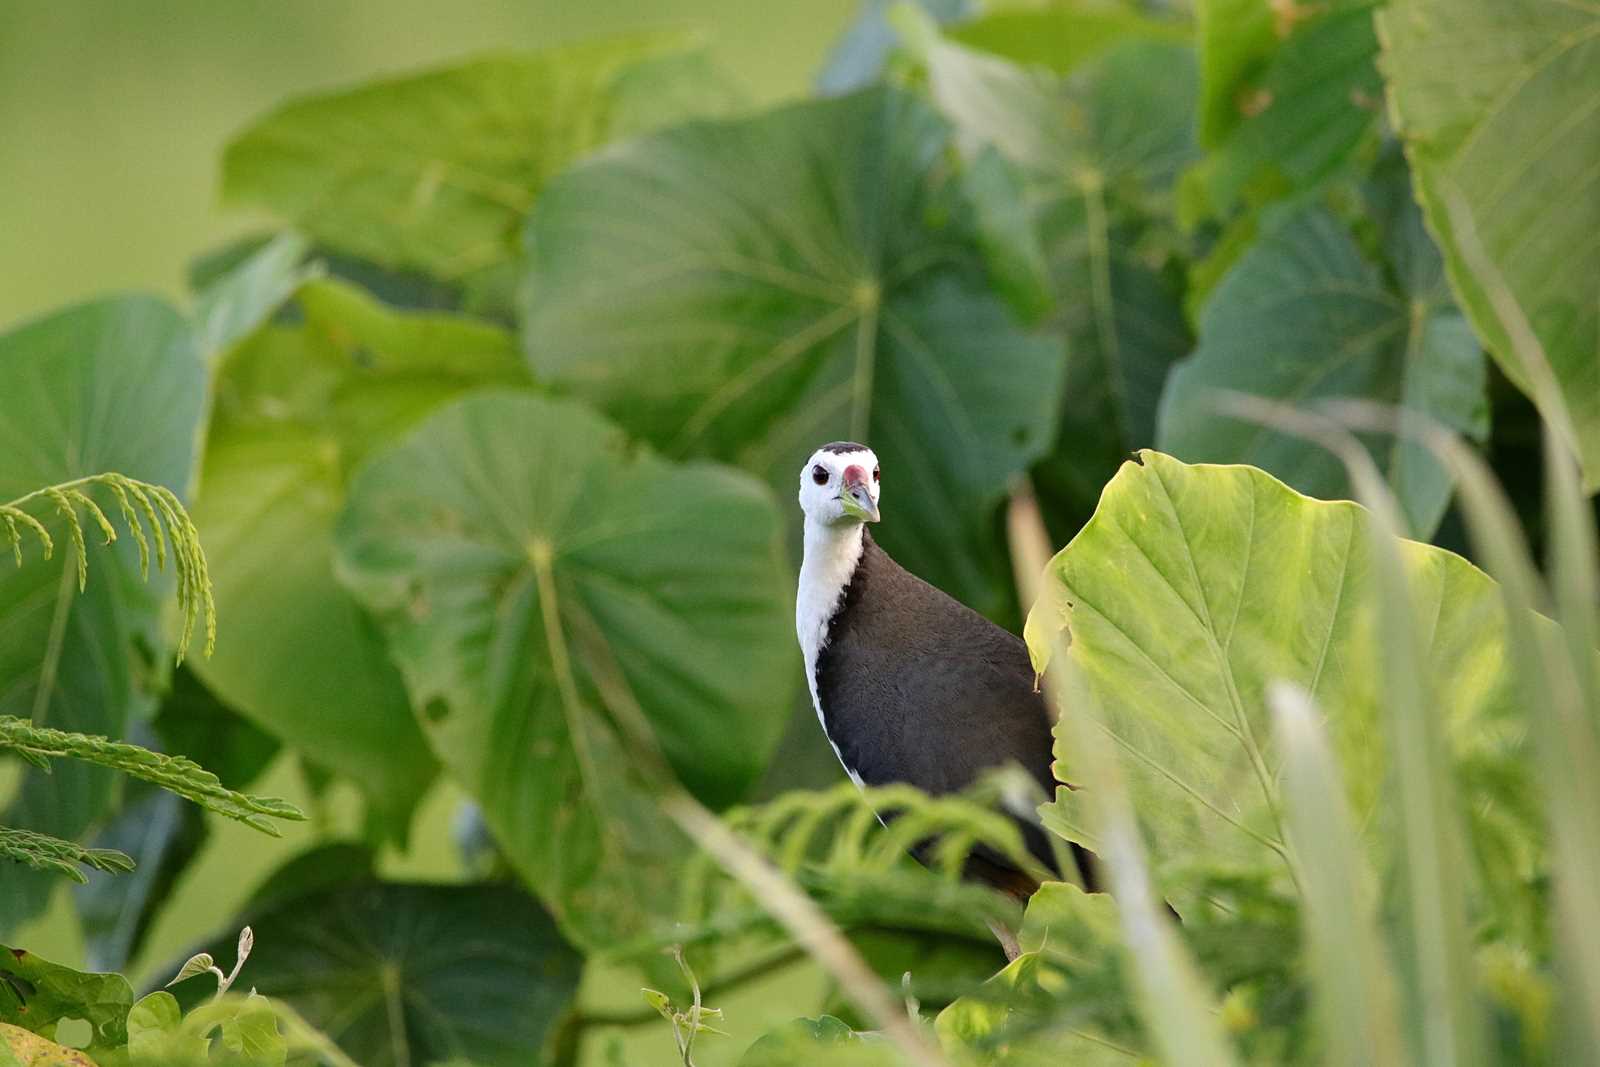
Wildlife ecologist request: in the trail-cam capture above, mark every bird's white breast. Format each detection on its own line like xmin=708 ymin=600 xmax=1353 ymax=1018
xmin=796 ymin=519 xmax=866 ymax=787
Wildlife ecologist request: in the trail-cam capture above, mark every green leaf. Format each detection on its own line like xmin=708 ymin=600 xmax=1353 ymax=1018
xmin=947 ymin=6 xmax=1190 ymax=74
xmin=193 ymin=232 xmax=319 ymax=358
xmin=1195 ymin=0 xmax=1276 ymax=147
xmin=127 ymin=992 xmax=209 ymax=1064
xmin=0 ymin=1023 xmax=96 ymax=1067
xmin=935 ymin=951 xmax=1140 ymax=1066
xmin=222 ymin=35 xmax=736 ymax=306
xmin=1025 ymin=452 xmax=1535 ymax=924
xmin=933 ymin=882 xmax=1143 ymax=1064
xmin=0 ymin=946 xmax=132 ymax=1054
xmin=335 ymin=393 xmax=795 ymax=949
xmin=815 ymin=0 xmax=971 ymax=95
xmin=908 ymin=28 xmax=1197 ymax=528
xmin=0 ymin=296 xmax=206 ymax=927
xmin=1158 ymin=187 xmax=1487 ymax=537
xmin=739 ymin=1015 xmax=898 ymax=1067
xmin=151 ymin=668 xmax=280 ymax=797
xmin=1376 ymin=0 xmax=1600 ymax=489
xmin=1190 ymin=2 xmax=1382 ymax=217
xmin=192 ymin=277 xmax=531 ymax=820
xmin=520 ymin=86 xmax=1062 ymax=618
xmin=169 ymin=880 xmax=581 ymax=1067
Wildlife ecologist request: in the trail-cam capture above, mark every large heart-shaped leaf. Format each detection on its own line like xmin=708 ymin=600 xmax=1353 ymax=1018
xmin=520 ymin=86 xmax=1061 ymax=618
xmin=192 ymin=277 xmax=531 ymax=822
xmin=1025 ymin=452 xmax=1532 ymax=917
xmin=335 ymin=393 xmax=795 ymax=948
xmin=0 ymin=296 xmax=205 ymax=928
xmin=909 ymin=27 xmax=1198 ymax=529
xmin=168 ymin=879 xmax=582 ymax=1067
xmin=1377 ymin=0 xmax=1600 ymax=489
xmin=222 ymin=35 xmax=735 ymax=308
xmin=1158 ymin=168 xmax=1487 ymax=537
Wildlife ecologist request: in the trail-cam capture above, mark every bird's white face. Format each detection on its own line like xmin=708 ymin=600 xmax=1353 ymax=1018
xmin=798 ymin=442 xmax=881 ymax=526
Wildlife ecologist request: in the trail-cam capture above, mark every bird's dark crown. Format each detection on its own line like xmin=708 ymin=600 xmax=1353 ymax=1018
xmin=817 ymin=441 xmax=871 ymax=455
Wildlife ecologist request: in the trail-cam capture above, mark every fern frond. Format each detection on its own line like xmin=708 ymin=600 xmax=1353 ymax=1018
xmin=0 ymin=716 xmax=304 ymax=835
xmin=2 ymin=472 xmax=216 ymax=660
xmin=660 ymin=781 xmax=1050 ymax=954
xmin=0 ymin=826 xmax=135 ymax=883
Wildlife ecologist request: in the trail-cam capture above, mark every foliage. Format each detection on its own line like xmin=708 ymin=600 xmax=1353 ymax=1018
xmin=0 ymin=471 xmax=299 ymax=888
xmin=164 ymin=873 xmax=582 ymax=1067
xmin=2 ymin=2 xmax=1597 ymax=1065
xmin=220 ymin=34 xmax=738 ymax=313
xmin=1377 ymin=0 xmax=1600 ymax=489
xmin=334 ymin=391 xmax=794 ymax=951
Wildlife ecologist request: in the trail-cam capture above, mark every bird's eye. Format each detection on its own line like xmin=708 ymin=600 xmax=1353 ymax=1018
xmin=811 ymin=465 xmax=829 ymax=485
xmin=872 ymin=467 xmax=880 ymax=482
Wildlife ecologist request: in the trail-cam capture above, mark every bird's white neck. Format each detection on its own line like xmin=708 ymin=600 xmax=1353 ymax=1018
xmin=796 ymin=517 xmax=866 ymax=695
xmin=797 ymin=517 xmax=868 ymax=786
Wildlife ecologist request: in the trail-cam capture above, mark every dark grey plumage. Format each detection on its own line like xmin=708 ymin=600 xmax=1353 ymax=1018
xmin=815 ymin=530 xmax=1092 ymax=896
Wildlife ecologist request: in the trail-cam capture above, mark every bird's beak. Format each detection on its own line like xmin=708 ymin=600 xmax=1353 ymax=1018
xmin=839 ymin=478 xmax=880 ymax=523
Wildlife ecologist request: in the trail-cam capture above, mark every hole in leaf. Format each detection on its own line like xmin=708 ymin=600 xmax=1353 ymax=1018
xmin=56 ymin=1017 xmax=91 ymax=1049
xmin=423 ymin=697 xmax=450 ymax=723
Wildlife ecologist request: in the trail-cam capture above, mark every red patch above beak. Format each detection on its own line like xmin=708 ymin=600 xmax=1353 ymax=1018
xmin=842 ymin=464 xmax=868 ymax=487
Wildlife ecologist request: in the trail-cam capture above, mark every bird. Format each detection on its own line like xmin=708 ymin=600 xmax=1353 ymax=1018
xmin=793 ymin=441 xmax=1093 ymax=954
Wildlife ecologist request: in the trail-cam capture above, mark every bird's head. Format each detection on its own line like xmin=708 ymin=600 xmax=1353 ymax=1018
xmin=798 ymin=442 xmax=881 ymax=526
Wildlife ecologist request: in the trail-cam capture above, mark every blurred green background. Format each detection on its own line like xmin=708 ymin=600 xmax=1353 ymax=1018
xmin=0 ymin=1 xmax=855 ymax=331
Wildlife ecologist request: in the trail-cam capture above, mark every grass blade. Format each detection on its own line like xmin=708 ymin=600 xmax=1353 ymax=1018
xmin=1221 ymin=396 xmax=1486 ymax=1064
xmin=1270 ymin=681 xmax=1404 ymax=1066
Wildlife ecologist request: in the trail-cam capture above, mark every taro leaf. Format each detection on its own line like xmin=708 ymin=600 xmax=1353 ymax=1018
xmin=1377 ymin=0 xmax=1600 ymax=489
xmin=0 ymin=296 xmax=205 ymax=928
xmin=152 ymin=667 xmax=280 ymax=795
xmin=334 ymin=393 xmax=795 ymax=949
xmin=168 ymin=880 xmax=582 ymax=1067
xmin=1157 ymin=185 xmax=1487 ymax=538
xmin=193 ymin=233 xmax=319 ymax=358
xmin=738 ymin=1015 xmax=897 ymax=1067
xmin=947 ymin=5 xmax=1189 ymax=74
xmin=222 ymin=35 xmax=736 ymax=308
xmin=0 ymin=946 xmax=133 ymax=1054
xmin=1189 ymin=1 xmax=1382 ymax=217
xmin=191 ymin=277 xmax=532 ymax=823
xmin=910 ymin=28 xmax=1197 ymax=530
xmin=521 ymin=86 xmax=1062 ymax=619
xmin=1024 ymin=452 xmax=1534 ymax=923
xmin=1195 ymin=0 xmax=1277 ymax=147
